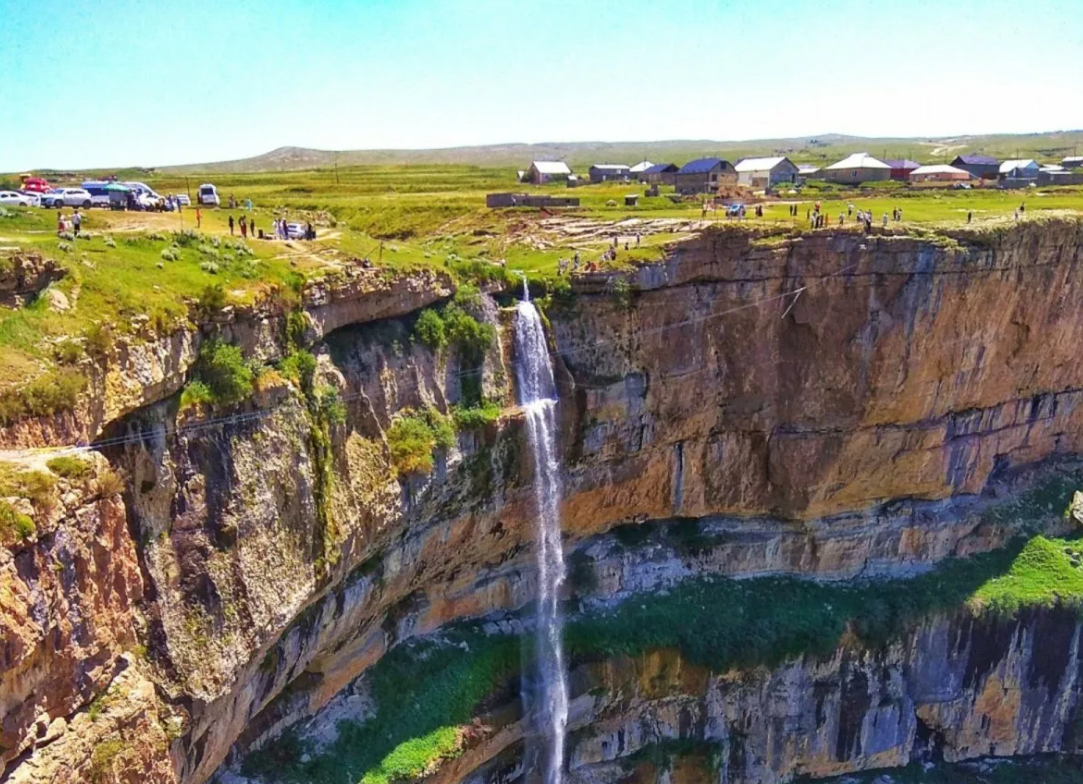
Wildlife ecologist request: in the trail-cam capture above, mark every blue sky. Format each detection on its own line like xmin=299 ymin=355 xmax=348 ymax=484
xmin=1 ymin=0 xmax=1081 ymax=171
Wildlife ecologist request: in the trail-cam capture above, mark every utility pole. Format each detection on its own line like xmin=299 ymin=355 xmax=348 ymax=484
xmin=185 ymin=177 xmax=191 ymax=201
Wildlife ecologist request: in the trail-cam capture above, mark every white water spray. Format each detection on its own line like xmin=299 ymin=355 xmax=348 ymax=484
xmin=514 ymin=295 xmax=568 ymax=784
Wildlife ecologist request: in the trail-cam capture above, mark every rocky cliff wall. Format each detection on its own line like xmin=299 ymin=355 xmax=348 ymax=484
xmin=4 ymin=219 xmax=1083 ymax=784
xmin=453 ymin=608 xmax=1083 ymax=784
xmin=554 ymin=218 xmax=1083 ymax=524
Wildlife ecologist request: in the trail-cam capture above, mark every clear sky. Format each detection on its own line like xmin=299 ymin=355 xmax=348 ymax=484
xmin=1 ymin=0 xmax=1081 ymax=171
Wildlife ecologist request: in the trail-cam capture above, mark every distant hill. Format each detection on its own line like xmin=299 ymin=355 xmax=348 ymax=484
xmin=69 ymin=130 xmax=1083 ymax=175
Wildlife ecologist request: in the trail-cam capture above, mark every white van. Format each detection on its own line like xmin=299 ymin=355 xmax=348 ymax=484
xmin=198 ymin=183 xmax=220 ymax=206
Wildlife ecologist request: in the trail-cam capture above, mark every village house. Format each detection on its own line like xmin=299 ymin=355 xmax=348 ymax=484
xmin=885 ymin=159 xmax=921 ymax=181
xmin=588 ymin=164 xmax=631 ymax=183
xmin=999 ymin=159 xmax=1040 ymax=181
xmin=821 ymin=152 xmax=892 ymax=184
xmin=951 ymin=154 xmax=1000 ymax=180
xmin=675 ymin=158 xmax=736 ymax=195
xmin=629 ymin=161 xmax=654 ymax=176
xmin=910 ymin=164 xmax=972 ymax=184
xmin=1061 ymin=156 xmax=1083 ymax=170
xmin=734 ymin=156 xmax=799 ymax=189
xmin=796 ymin=163 xmax=821 ymax=182
xmin=524 ymin=161 xmax=572 ymax=184
xmin=640 ymin=163 xmax=678 ymax=185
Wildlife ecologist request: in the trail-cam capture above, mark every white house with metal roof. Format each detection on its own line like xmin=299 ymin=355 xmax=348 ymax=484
xmin=629 ymin=161 xmax=654 ymax=174
xmin=734 ymin=156 xmax=799 ymax=189
xmin=525 ymin=161 xmax=572 ymax=184
xmin=821 ymin=152 xmax=892 ymax=184
xmin=999 ymin=159 xmax=1040 ymax=180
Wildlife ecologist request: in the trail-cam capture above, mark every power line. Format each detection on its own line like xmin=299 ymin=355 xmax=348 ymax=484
xmin=48 ymin=258 xmax=920 ymax=454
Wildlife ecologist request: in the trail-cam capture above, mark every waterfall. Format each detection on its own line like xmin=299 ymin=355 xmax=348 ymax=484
xmin=514 ymin=298 xmax=568 ymax=784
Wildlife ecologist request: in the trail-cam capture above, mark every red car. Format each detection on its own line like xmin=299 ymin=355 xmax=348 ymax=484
xmin=21 ymin=177 xmax=52 ymax=193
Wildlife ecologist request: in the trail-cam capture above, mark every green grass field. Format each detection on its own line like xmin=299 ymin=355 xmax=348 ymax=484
xmin=2 ymin=161 xmax=1083 ymax=416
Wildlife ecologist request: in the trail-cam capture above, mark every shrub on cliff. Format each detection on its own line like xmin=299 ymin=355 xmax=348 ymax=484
xmin=386 ymin=408 xmax=454 ymax=476
xmin=0 ymin=368 xmax=86 ymax=426
xmin=443 ymin=303 xmax=494 ymax=365
xmin=46 ymin=455 xmax=92 ymax=480
xmin=279 ymin=349 xmax=317 ymax=394
xmin=451 ymin=399 xmax=500 ymax=430
xmin=0 ymin=501 xmax=35 ymax=544
xmin=193 ymin=340 xmax=254 ymax=406
xmin=413 ymin=308 xmax=446 ymax=350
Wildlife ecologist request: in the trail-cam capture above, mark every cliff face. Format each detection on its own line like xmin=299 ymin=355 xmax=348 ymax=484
xmin=554 ymin=219 xmax=1083 ymax=526
xmin=3 ymin=218 xmax=1083 ymax=784
xmin=450 ymin=608 xmax=1083 ymax=784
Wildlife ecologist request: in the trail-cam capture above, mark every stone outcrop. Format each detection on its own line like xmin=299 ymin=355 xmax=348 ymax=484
xmin=0 ymin=454 xmax=145 ymax=771
xmin=0 ymin=253 xmax=65 ymax=308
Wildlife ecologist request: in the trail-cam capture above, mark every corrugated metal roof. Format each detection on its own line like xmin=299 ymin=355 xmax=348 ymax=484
xmin=531 ymin=161 xmax=572 ymax=175
xmin=590 ymin=164 xmax=631 ymax=171
xmin=629 ymin=161 xmax=654 ymax=173
xmin=884 ymin=159 xmax=922 ymax=170
xmin=797 ymin=164 xmax=820 ymax=173
xmin=643 ymin=163 xmax=677 ymax=174
xmin=824 ymin=152 xmax=890 ymax=170
xmin=678 ymin=157 xmax=725 ymax=174
xmin=734 ymin=156 xmax=789 ymax=172
xmin=954 ymin=154 xmax=998 ymax=166
xmin=911 ymin=164 xmax=969 ymax=176
xmin=1062 ymin=156 xmax=1083 ymax=164
xmin=999 ymin=159 xmax=1038 ymax=173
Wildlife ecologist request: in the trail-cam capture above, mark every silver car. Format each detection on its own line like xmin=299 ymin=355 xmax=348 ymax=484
xmin=41 ymin=188 xmax=93 ymax=208
xmin=0 ymin=190 xmax=31 ymax=207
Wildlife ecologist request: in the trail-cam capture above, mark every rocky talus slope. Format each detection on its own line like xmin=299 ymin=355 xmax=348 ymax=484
xmin=2 ymin=217 xmax=1083 ymax=784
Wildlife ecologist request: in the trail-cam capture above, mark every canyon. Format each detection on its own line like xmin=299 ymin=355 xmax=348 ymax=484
xmin=3 ymin=216 xmax=1083 ymax=784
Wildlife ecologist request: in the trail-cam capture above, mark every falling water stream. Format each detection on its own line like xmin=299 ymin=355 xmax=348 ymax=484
xmin=514 ymin=287 xmax=569 ymax=784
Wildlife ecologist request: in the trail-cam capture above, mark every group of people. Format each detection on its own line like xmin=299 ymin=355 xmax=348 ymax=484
xmin=227 ymin=214 xmax=257 ymax=238
xmin=56 ymin=208 xmax=82 ymax=236
xmin=222 ymin=213 xmax=317 ymax=241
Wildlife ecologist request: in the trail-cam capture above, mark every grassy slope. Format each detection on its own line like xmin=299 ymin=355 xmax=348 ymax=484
xmin=2 ymin=161 xmax=1083 ymax=420
xmin=244 ymin=469 xmax=1083 ymax=784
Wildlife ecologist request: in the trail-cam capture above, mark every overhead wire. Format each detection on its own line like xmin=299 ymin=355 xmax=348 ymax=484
xmin=51 ymin=257 xmax=982 ymax=455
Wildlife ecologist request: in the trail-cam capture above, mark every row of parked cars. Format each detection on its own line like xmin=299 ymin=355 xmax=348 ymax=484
xmin=0 ymin=179 xmax=222 ymax=210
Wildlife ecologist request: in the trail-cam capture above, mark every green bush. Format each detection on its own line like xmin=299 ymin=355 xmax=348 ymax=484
xmin=194 ymin=340 xmax=253 ymax=406
xmin=451 ymin=400 xmax=501 ymax=430
xmin=386 ymin=408 xmax=454 ymax=476
xmin=179 ymin=380 xmax=215 ymax=412
xmin=197 ymin=284 xmax=226 ymax=314
xmin=315 ymin=385 xmax=347 ymax=425
xmin=84 ymin=322 xmax=114 ymax=359
xmin=0 ymin=501 xmax=35 ymax=543
xmin=443 ymin=304 xmax=494 ymax=365
xmin=279 ymin=349 xmax=317 ymax=393
xmin=46 ymin=455 xmax=92 ymax=480
xmin=0 ymin=368 xmax=87 ymax=425
xmin=413 ymin=309 xmax=447 ymax=350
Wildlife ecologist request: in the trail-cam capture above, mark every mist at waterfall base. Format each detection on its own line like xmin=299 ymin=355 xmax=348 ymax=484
xmin=513 ymin=296 xmax=569 ymax=784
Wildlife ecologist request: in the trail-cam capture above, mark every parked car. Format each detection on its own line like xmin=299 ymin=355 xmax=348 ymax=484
xmin=41 ymin=188 xmax=92 ymax=208
xmin=174 ymin=194 xmax=191 ymax=207
xmin=21 ymin=177 xmax=52 ymax=194
xmin=198 ymin=183 xmax=220 ymax=206
xmin=0 ymin=190 xmax=31 ymax=207
xmin=285 ymin=222 xmax=308 ymax=240
xmin=20 ymin=191 xmax=41 ymax=207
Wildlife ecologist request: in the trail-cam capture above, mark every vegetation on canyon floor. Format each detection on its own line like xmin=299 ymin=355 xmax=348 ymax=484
xmin=244 ymin=517 xmax=1083 ymax=784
